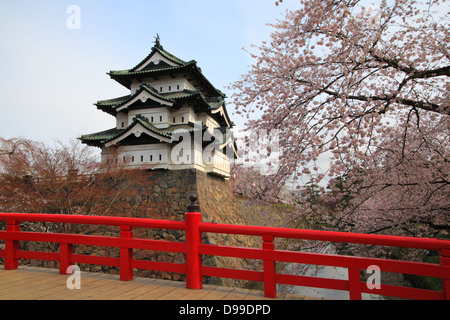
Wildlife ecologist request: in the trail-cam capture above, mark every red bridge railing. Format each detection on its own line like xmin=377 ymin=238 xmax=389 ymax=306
xmin=0 ymin=195 xmax=449 ymax=300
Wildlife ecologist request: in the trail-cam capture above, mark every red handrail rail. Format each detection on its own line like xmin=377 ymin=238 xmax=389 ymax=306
xmin=0 ymin=213 xmax=185 ymax=230
xmin=200 ymin=222 xmax=450 ymax=250
xmin=0 ymin=206 xmax=449 ymax=300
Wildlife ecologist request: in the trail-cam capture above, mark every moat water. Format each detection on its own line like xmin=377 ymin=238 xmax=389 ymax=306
xmin=279 ymin=245 xmax=384 ymax=300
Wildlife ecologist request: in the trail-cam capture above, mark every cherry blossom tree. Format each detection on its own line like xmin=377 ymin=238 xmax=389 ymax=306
xmin=0 ymin=137 xmax=151 ymax=224
xmin=231 ymin=162 xmax=287 ymax=202
xmin=231 ymin=0 xmax=449 ymax=251
xmin=0 ymin=137 xmax=157 ymax=270
xmin=320 ymin=112 xmax=449 ymax=237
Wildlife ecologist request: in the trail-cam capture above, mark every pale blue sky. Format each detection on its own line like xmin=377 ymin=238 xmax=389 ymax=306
xmin=0 ymin=0 xmax=299 ymax=146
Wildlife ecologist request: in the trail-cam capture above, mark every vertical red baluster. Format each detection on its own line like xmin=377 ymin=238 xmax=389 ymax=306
xmin=348 ymin=268 xmax=362 ymax=300
xmin=185 ymin=195 xmax=203 ymax=290
xmin=263 ymin=234 xmax=276 ymax=298
xmin=59 ymin=243 xmax=73 ymax=275
xmin=440 ymin=249 xmax=450 ymax=300
xmin=120 ymin=225 xmax=133 ymax=281
xmin=5 ymin=220 xmax=20 ymax=270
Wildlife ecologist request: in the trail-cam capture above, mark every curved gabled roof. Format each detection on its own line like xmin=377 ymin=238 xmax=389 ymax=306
xmin=131 ymin=45 xmax=189 ymax=71
xmin=78 ymin=128 xmax=124 ymax=148
xmin=94 ymin=84 xmax=232 ymax=127
xmin=96 ymin=84 xmax=195 ymax=116
xmin=79 ymin=115 xmax=201 ymax=148
xmin=104 ymin=116 xmax=172 ymax=147
xmin=108 ymin=44 xmax=225 ymax=99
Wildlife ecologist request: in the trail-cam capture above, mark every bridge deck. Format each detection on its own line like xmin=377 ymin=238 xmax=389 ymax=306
xmin=0 ymin=267 xmax=320 ymax=300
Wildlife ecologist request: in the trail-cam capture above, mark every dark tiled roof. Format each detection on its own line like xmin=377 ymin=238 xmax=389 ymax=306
xmin=79 ymin=116 xmax=201 ymax=148
xmin=107 ymin=45 xmax=225 ymax=98
xmin=130 ymin=46 xmax=190 ymax=71
xmin=79 ymin=128 xmax=123 ymax=141
xmin=95 ymin=84 xmax=225 ymax=117
xmin=95 ymin=95 xmax=131 ymax=108
xmin=96 ymin=84 xmax=178 ymax=109
xmin=109 ymin=62 xmax=194 ymax=77
xmin=78 ymin=128 xmax=124 ymax=148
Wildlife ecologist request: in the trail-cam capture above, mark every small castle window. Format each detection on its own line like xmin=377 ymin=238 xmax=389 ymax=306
xmin=181 ymin=117 xmax=185 ymax=123
xmin=151 ymin=116 xmax=154 ymax=122
xmin=140 ymin=156 xmax=144 ymax=162
xmin=169 ymin=86 xmax=171 ymax=91
xmin=150 ymin=155 xmax=153 ymax=161
xmin=177 ymin=85 xmax=180 ymax=90
xmin=160 ymin=87 xmax=163 ymax=92
xmin=173 ymin=118 xmax=176 ymax=124
xmin=160 ymin=116 xmax=163 ymax=122
xmin=159 ymin=154 xmax=162 ymax=161
xmin=121 ymin=122 xmax=125 ymax=128
xmin=131 ymin=156 xmax=135 ymax=163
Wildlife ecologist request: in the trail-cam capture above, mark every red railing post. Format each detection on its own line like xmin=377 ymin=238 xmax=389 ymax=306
xmin=348 ymin=268 xmax=362 ymax=300
xmin=4 ymin=220 xmax=20 ymax=270
xmin=120 ymin=225 xmax=133 ymax=281
xmin=185 ymin=195 xmax=203 ymax=290
xmin=440 ymin=249 xmax=450 ymax=300
xmin=59 ymin=243 xmax=73 ymax=275
xmin=263 ymin=234 xmax=277 ymax=298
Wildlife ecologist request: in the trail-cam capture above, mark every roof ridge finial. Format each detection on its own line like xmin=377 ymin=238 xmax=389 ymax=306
xmin=154 ymin=33 xmax=163 ymax=49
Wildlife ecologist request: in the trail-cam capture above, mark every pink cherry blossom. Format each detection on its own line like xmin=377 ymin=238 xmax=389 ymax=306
xmin=230 ymin=0 xmax=449 ymax=259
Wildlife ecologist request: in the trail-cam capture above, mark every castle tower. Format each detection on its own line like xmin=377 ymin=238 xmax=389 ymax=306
xmin=80 ymin=36 xmax=237 ymax=178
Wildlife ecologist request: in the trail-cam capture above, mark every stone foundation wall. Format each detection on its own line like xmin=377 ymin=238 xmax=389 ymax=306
xmin=195 ymin=170 xmax=262 ymax=287
xmin=130 ymin=169 xmax=262 ymax=287
xmin=12 ymin=169 xmax=262 ymax=288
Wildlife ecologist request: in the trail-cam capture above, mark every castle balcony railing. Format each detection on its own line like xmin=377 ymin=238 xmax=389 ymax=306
xmin=0 ymin=195 xmax=449 ymax=300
